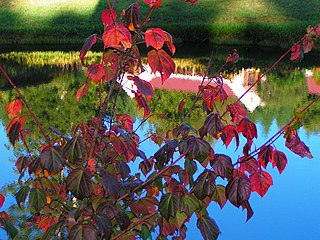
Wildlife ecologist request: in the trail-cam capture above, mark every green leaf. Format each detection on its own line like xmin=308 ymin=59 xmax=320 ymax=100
xmin=159 ymin=193 xmax=180 ymax=220
xmin=2 ymin=219 xmax=18 ymax=239
xmin=192 ymin=170 xmax=216 ymax=200
xmin=69 ymin=223 xmax=97 ymax=240
xmin=66 ymin=168 xmax=93 ymax=200
xmin=15 ymin=186 xmax=30 ymax=208
xmin=39 ymin=146 xmax=66 ymax=174
xmin=197 ymin=216 xmax=220 ymax=240
xmin=180 ymin=136 xmax=211 ymax=163
xmin=173 ymin=211 xmax=188 ymax=229
xmin=140 ymin=223 xmax=152 ymax=240
xmin=29 ymin=188 xmax=46 ymax=212
xmin=181 ymin=194 xmax=200 ymax=217
xmin=42 ymin=221 xmax=61 ymax=240
xmin=212 ymin=185 xmax=227 ymax=209
xmin=63 ymin=136 xmax=85 ymax=163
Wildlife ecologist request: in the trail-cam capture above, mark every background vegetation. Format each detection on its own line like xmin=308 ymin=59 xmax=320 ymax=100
xmin=0 ymin=0 xmax=320 ymax=48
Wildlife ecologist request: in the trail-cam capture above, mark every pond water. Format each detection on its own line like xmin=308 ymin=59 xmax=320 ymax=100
xmin=0 ymin=48 xmax=320 ymax=239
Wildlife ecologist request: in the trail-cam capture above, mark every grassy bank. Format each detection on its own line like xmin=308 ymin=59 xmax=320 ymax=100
xmin=0 ymin=0 xmax=319 ymax=48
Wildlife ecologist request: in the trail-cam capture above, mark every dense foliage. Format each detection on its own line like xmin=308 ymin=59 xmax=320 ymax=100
xmin=1 ymin=0 xmax=320 ymax=239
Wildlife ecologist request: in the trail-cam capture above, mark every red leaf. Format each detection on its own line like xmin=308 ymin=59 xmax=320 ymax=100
xmin=163 ymin=31 xmax=176 ymax=55
xmin=129 ymin=76 xmax=154 ymax=102
xmin=145 ymin=28 xmax=166 ymax=50
xmin=303 ymin=35 xmax=314 ymax=53
xmin=130 ymin=197 xmax=158 ymax=216
xmin=178 ymin=99 xmax=185 ymax=114
xmin=147 ymin=49 xmax=175 ymax=83
xmin=7 ymin=116 xmax=26 ymax=146
xmin=101 ymin=9 xmax=117 ymax=28
xmin=5 ymin=99 xmax=22 ymax=119
xmin=242 ymin=200 xmax=254 ymax=222
xmin=102 ymin=23 xmax=132 ymax=51
xmin=271 ymin=150 xmax=287 ymax=174
xmin=226 ymin=49 xmax=239 ymax=63
xmin=134 ymin=91 xmax=151 ymax=118
xmin=238 ymin=156 xmax=259 ymax=175
xmin=200 ymin=85 xmax=228 ymax=111
xmin=87 ymin=64 xmax=105 ymax=84
xmin=143 ymin=0 xmax=162 ymax=8
xmin=116 ymin=114 xmax=134 ymax=133
xmin=0 ymin=194 xmax=4 ymax=209
xmin=227 ymin=102 xmax=248 ymax=125
xmin=76 ymin=81 xmax=90 ymax=101
xmin=79 ymin=34 xmax=97 ymax=64
xmin=221 ymin=124 xmax=239 ymax=148
xmin=111 ymin=136 xmax=127 ymax=155
xmin=88 ymin=158 xmax=95 ymax=172
xmin=238 ymin=117 xmax=257 ymax=140
xmin=285 ymin=130 xmax=313 ymax=158
xmin=290 ymin=44 xmax=304 ymax=62
xmin=225 ymin=170 xmax=251 ymax=207
xmin=258 ymin=145 xmax=274 ymax=169
xmin=250 ymin=170 xmax=273 ymax=197
xmin=125 ymin=2 xmax=140 ymax=31
xmin=242 ymin=139 xmax=253 ymax=156
xmin=38 ymin=215 xmax=58 ymax=232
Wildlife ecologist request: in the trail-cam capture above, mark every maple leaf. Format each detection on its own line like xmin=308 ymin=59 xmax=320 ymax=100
xmin=87 ymin=64 xmax=105 ymax=84
xmin=102 ymin=23 xmax=132 ymax=51
xmin=7 ymin=116 xmax=26 ymax=146
xmin=237 ymin=117 xmax=258 ymax=140
xmin=258 ymin=145 xmax=274 ymax=169
xmin=5 ymin=99 xmax=22 ymax=119
xmin=128 ymin=75 xmax=154 ymax=102
xmin=130 ymin=197 xmax=158 ymax=216
xmin=134 ymin=91 xmax=151 ymax=118
xmin=199 ymin=113 xmax=224 ymax=139
xmin=116 ymin=114 xmax=134 ymax=133
xmin=285 ymin=130 xmax=313 ymax=158
xmin=200 ymin=85 xmax=228 ymax=111
xmin=38 ymin=215 xmax=58 ymax=232
xmin=163 ymin=31 xmax=176 ymax=55
xmin=125 ymin=2 xmax=140 ymax=31
xmin=250 ymin=170 xmax=273 ymax=197
xmin=242 ymin=200 xmax=254 ymax=222
xmin=271 ymin=150 xmax=287 ymax=174
xmin=147 ymin=49 xmax=175 ymax=83
xmin=197 ymin=216 xmax=220 ymax=240
xmin=221 ymin=124 xmax=239 ymax=148
xmin=211 ymin=154 xmax=234 ymax=179
xmin=178 ymin=99 xmax=185 ymax=113
xmin=143 ymin=0 xmax=162 ymax=8
xmin=76 ymin=80 xmax=90 ymax=101
xmin=225 ymin=170 xmax=251 ymax=208
xmin=303 ymin=35 xmax=314 ymax=53
xmin=0 ymin=194 xmax=4 ymax=209
xmin=227 ymin=102 xmax=248 ymax=125
xmin=101 ymin=9 xmax=117 ymax=28
xmin=185 ymin=0 xmax=198 ymax=4
xmin=226 ymin=49 xmax=239 ymax=63
xmin=145 ymin=28 xmax=166 ymax=50
xmin=290 ymin=44 xmax=304 ymax=62
xmin=238 ymin=156 xmax=259 ymax=175
xmin=79 ymin=34 xmax=97 ymax=64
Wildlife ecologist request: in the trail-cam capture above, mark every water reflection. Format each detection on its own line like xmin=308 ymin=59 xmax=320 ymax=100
xmin=0 ymin=51 xmax=320 ymax=239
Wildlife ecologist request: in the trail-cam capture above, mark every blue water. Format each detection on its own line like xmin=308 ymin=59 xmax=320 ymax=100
xmin=0 ymin=119 xmax=319 ymax=239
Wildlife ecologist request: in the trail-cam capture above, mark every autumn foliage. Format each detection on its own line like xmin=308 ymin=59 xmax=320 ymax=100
xmin=1 ymin=0 xmax=320 ymax=239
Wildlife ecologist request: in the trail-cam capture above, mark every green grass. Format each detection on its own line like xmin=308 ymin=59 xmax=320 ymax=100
xmin=0 ymin=0 xmax=319 ymax=47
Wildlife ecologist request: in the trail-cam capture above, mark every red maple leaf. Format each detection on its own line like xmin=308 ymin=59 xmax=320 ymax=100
xmin=38 ymin=215 xmax=58 ymax=232
xmin=147 ymin=49 xmax=175 ymax=83
xmin=250 ymin=170 xmax=273 ymax=197
xmin=76 ymin=81 xmax=90 ymax=101
xmin=116 ymin=114 xmax=135 ymax=133
xmin=79 ymin=34 xmax=97 ymax=64
xmin=0 ymin=194 xmax=4 ymax=209
xmin=221 ymin=124 xmax=239 ymax=148
xmin=102 ymin=23 xmax=132 ymax=50
xmin=258 ymin=145 xmax=274 ymax=169
xmin=5 ymin=99 xmax=22 ymax=119
xmin=227 ymin=102 xmax=248 ymax=125
xmin=86 ymin=64 xmax=105 ymax=84
xmin=237 ymin=117 xmax=258 ymax=140
xmin=271 ymin=150 xmax=287 ymax=174
xmin=145 ymin=28 xmax=166 ymax=50
xmin=285 ymin=130 xmax=313 ymax=158
xmin=101 ymin=9 xmax=117 ymax=28
xmin=144 ymin=0 xmax=162 ymax=8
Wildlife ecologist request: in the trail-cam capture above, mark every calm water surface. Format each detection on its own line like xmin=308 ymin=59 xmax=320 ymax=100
xmin=0 ymin=49 xmax=320 ymax=239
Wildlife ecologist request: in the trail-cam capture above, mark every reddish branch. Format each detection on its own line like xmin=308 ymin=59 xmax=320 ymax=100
xmin=0 ymin=65 xmax=52 ymax=146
